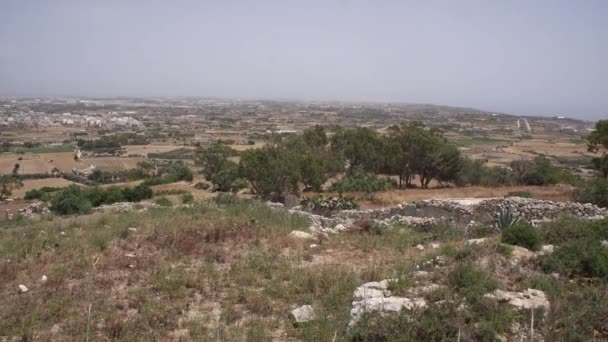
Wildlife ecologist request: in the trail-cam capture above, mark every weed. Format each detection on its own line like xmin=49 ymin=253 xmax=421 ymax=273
xmin=501 ymin=223 xmax=543 ymax=251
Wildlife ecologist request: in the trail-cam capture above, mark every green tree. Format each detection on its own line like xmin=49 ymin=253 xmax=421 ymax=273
xmin=197 ymin=143 xmax=237 ymax=180
xmin=330 ymin=127 xmax=386 ymax=174
xmin=0 ymin=176 xmax=23 ymax=200
xmin=49 ymin=185 xmax=92 ymax=215
xmin=239 ymin=146 xmax=300 ymax=201
xmin=587 ymin=120 xmax=608 ymax=178
xmin=136 ymin=160 xmax=155 ymax=177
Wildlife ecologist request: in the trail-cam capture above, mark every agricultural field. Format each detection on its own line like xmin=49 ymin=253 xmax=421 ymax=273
xmin=0 ymin=152 xmax=90 ymax=174
xmin=123 ymin=144 xmax=196 ymax=157
xmin=84 ymin=157 xmax=145 ymax=171
xmin=10 ymin=178 xmax=79 ymax=198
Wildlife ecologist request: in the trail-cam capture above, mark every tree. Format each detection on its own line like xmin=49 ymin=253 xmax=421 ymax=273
xmin=510 ymin=158 xmax=533 ymax=182
xmin=197 ymin=143 xmax=237 ymax=180
xmin=0 ymin=176 xmax=23 ymax=200
xmin=136 ymin=160 xmax=155 ymax=177
xmin=49 ymin=185 xmax=92 ymax=215
xmin=12 ymin=163 xmax=20 ymax=176
xmin=587 ymin=120 xmax=608 ymax=178
xmin=330 ymin=127 xmax=386 ymax=174
xmin=239 ymin=146 xmax=300 ymax=201
xmin=210 ymin=164 xmax=247 ymax=193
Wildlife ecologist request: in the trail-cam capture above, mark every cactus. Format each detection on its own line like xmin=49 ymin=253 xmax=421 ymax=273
xmin=496 ymin=207 xmax=520 ymax=230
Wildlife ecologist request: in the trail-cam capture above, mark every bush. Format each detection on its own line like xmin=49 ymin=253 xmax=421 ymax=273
xmin=540 ymin=238 xmax=608 ymax=278
xmin=181 ymin=192 xmax=194 ymax=204
xmin=213 ymin=193 xmax=242 ymax=205
xmin=506 ymin=191 xmax=532 ymax=198
xmin=193 ymin=182 xmax=211 ymax=190
xmin=154 ymin=197 xmax=172 ymax=206
xmin=24 ymin=186 xmax=63 ymax=201
xmin=448 ymin=263 xmax=498 ymax=302
xmin=541 ymin=218 xmax=608 ymax=245
xmin=501 ymin=223 xmax=542 ymax=251
xmin=330 ymin=169 xmax=394 ymax=194
xmin=209 ymin=166 xmax=247 ymax=193
xmin=574 ymin=178 xmax=608 ymax=208
xmin=300 ymin=195 xmax=358 ymax=216
xmin=49 ymin=185 xmax=93 ymax=215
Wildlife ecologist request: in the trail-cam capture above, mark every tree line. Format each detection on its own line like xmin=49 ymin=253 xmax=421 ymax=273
xmin=197 ymin=123 xmax=591 ymax=202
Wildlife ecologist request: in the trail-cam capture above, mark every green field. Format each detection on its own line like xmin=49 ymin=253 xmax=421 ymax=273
xmin=450 ymin=137 xmax=509 ymax=146
xmin=11 ymin=145 xmax=74 ymax=154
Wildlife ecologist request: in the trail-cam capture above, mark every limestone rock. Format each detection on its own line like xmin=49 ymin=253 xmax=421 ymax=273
xmin=465 ymin=238 xmax=489 ymax=246
xmin=349 ymin=280 xmax=426 ymax=327
xmin=18 ymin=284 xmax=28 ymax=293
xmin=484 ymin=289 xmax=549 ymax=311
xmin=289 ymin=230 xmax=315 ymax=240
xmin=290 ymin=305 xmax=316 ymax=324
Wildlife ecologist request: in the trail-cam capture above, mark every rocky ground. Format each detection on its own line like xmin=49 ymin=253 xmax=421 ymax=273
xmin=1 ymin=198 xmax=607 ymax=341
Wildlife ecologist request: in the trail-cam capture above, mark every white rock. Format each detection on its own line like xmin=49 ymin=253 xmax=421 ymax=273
xmin=601 ymin=240 xmax=608 ymax=247
xmin=289 ymin=230 xmax=315 ymax=240
xmin=465 ymin=238 xmax=489 ymax=246
xmin=290 ymin=305 xmax=316 ymax=324
xmin=430 ymin=243 xmax=440 ymax=249
xmin=128 ymin=227 xmax=137 ymax=232
xmin=125 ymin=253 xmax=136 ymax=258
xmin=50 ymin=324 xmax=62 ymax=335
xmin=484 ymin=288 xmax=549 ymax=311
xmin=537 ymin=244 xmax=555 ymax=256
xmin=309 ymin=244 xmax=318 ymax=249
xmin=40 ymin=275 xmax=48 ymax=283
xmin=334 ymin=224 xmax=347 ymax=231
xmin=415 ymin=244 xmax=425 ymax=251
xmin=18 ymin=284 xmax=28 ymax=293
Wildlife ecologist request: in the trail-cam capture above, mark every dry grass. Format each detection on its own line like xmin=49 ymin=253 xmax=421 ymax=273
xmin=123 ymin=145 xmax=195 ymax=157
xmin=0 ymin=152 xmax=88 ymax=174
xmin=84 ymin=157 xmax=145 ymax=171
xmin=318 ymin=185 xmax=573 ymax=209
xmin=11 ymin=178 xmax=79 ymax=198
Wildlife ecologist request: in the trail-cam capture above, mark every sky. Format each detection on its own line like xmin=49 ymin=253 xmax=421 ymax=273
xmin=0 ymin=1 xmax=606 ymax=119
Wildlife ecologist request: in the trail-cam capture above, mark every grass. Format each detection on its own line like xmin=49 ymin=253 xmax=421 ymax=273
xmin=11 ymin=145 xmax=74 ymax=154
xmin=451 ymin=137 xmax=509 ymax=147
xmin=1 ymin=204 xmax=607 ymax=340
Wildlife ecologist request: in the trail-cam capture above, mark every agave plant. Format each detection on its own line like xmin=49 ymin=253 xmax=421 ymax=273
xmin=496 ymin=207 xmax=521 ymax=230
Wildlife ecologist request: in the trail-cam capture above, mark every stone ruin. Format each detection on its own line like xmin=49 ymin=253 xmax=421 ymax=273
xmin=289 ymin=197 xmax=608 ymax=234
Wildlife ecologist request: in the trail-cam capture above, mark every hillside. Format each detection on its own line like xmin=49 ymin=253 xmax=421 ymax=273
xmin=1 ymin=198 xmax=607 ymax=341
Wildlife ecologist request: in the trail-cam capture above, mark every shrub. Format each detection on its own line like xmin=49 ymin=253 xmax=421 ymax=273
xmin=209 ymin=166 xmax=247 ymax=193
xmin=194 ymin=182 xmax=211 ymax=190
xmin=540 ymin=238 xmax=608 ymax=278
xmin=300 ymin=195 xmax=358 ymax=216
xmin=448 ymin=263 xmax=498 ymax=302
xmin=181 ymin=192 xmax=194 ymax=204
xmin=541 ymin=218 xmax=608 ymax=245
xmin=501 ymin=223 xmax=542 ymax=251
xmin=496 ymin=207 xmax=520 ymax=229
xmin=123 ymin=184 xmax=154 ymax=202
xmin=49 ymin=185 xmax=93 ymax=215
xmin=573 ymin=178 xmax=608 ymax=208
xmin=330 ymin=169 xmax=394 ymax=194
xmin=154 ymin=197 xmax=172 ymax=206
xmin=213 ymin=193 xmax=242 ymax=205
xmin=506 ymin=191 xmax=532 ymax=198
xmin=24 ymin=186 xmax=63 ymax=201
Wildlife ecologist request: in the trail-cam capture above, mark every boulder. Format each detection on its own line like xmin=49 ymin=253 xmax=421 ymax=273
xmin=290 ymin=305 xmax=316 ymax=324
xmin=484 ymin=289 xmax=549 ymax=311
xmin=465 ymin=238 xmax=489 ymax=246
xmin=289 ymin=230 xmax=315 ymax=240
xmin=349 ymin=280 xmax=426 ymax=327
xmin=18 ymin=284 xmax=28 ymax=293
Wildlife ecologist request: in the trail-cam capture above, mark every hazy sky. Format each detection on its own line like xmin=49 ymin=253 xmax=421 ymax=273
xmin=1 ymin=1 xmax=606 ymax=119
